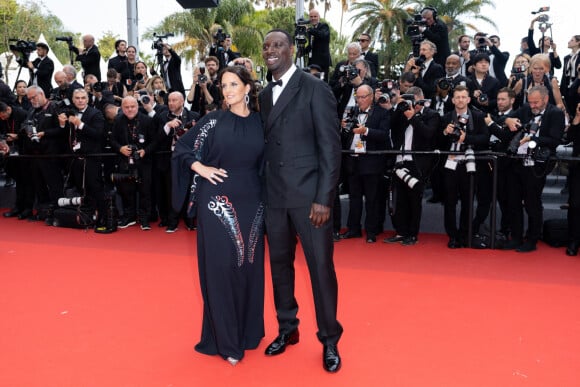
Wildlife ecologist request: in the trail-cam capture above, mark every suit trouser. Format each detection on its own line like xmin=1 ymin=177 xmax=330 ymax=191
xmin=443 ymin=164 xmax=472 ymax=241
xmin=472 ymin=160 xmax=492 ymax=234
xmin=568 ymin=163 xmax=580 ymax=242
xmin=37 ymin=156 xmax=64 ymax=207
xmin=265 ymin=206 xmax=343 ymax=345
xmin=68 ymin=157 xmax=106 ymax=222
xmin=4 ymin=157 xmax=34 ymax=211
xmin=506 ymin=162 xmax=547 ymax=242
xmin=346 ymin=170 xmax=381 ymax=237
xmin=116 ymin=163 xmax=152 ymax=222
xmin=392 ymin=162 xmax=424 ymax=237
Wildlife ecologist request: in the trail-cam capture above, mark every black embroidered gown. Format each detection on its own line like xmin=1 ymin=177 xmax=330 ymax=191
xmin=172 ymin=109 xmax=265 ymax=361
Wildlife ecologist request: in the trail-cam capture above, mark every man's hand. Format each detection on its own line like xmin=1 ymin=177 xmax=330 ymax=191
xmin=309 ymin=203 xmax=330 ymax=227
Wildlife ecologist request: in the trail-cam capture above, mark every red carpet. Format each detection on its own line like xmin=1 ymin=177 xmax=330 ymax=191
xmin=1 ymin=217 xmax=579 ymax=386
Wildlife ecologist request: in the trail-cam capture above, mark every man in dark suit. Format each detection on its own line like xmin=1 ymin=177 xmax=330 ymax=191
xmin=339 ymin=84 xmax=391 ymax=243
xmin=73 ymin=34 xmax=102 ymax=81
xmin=61 ymin=88 xmax=109 ymax=231
xmin=560 ymin=35 xmax=580 ymax=114
xmin=259 ymin=29 xmax=343 ymax=373
xmin=305 ymin=9 xmax=331 ymax=82
xmin=161 ymin=43 xmax=185 ymax=97
xmin=502 ymin=85 xmax=565 ymax=252
xmin=358 ymin=33 xmax=379 ymax=77
xmin=440 ymin=85 xmax=489 ymax=248
xmin=27 ymin=43 xmax=54 ymax=97
xmin=404 ymin=40 xmax=445 ymax=101
xmin=466 ymin=34 xmax=509 ymax=87
xmin=421 ymin=7 xmax=450 ymax=67
xmin=385 ymin=86 xmax=439 ymax=246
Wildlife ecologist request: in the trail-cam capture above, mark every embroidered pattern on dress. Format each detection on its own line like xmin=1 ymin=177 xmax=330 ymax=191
xmin=187 ymin=118 xmax=217 ymax=212
xmin=208 ymin=195 xmax=245 ymax=266
xmin=246 ymin=203 xmax=264 ymax=264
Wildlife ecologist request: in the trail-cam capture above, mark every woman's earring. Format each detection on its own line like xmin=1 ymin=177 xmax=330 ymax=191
xmin=244 ymin=93 xmax=250 ymax=106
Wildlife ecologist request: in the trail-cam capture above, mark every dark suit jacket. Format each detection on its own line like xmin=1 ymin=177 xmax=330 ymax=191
xmin=415 ymin=61 xmax=445 ymax=101
xmin=560 ymin=53 xmax=580 ymax=110
xmin=25 ymin=101 xmax=66 ymax=155
xmin=341 ymin=104 xmax=391 ymax=175
xmin=30 ymin=56 xmax=54 ymax=97
xmin=468 ymin=73 xmax=500 ymax=113
xmin=306 ymin=22 xmax=331 ymax=69
xmin=466 ymin=46 xmax=509 ymax=87
xmin=65 ymin=106 xmax=105 ymax=155
xmin=390 ymin=107 xmax=439 ymax=176
xmin=362 ymin=51 xmax=379 ymax=77
xmin=510 ymin=103 xmax=564 ymax=153
xmin=422 ymin=19 xmax=450 ymax=67
xmin=76 ymin=45 xmax=102 ymax=81
xmin=259 ymin=68 xmax=341 ymax=208
xmin=164 ymin=49 xmax=185 ymax=95
xmin=156 ymin=108 xmax=199 ymax=171
xmin=110 ymin=112 xmax=157 ymax=163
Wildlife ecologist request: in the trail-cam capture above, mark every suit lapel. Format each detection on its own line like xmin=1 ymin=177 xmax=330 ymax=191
xmin=266 ymin=71 xmax=302 ymax=130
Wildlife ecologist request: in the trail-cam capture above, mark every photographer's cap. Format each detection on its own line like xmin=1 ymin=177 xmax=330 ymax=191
xmin=36 ymin=42 xmax=49 ymax=52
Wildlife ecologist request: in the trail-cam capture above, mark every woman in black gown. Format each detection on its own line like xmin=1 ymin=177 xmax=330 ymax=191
xmin=172 ymin=66 xmax=264 ymax=365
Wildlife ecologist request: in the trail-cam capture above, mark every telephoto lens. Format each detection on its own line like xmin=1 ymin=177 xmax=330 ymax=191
xmin=395 ymin=167 xmax=420 ymax=189
xmin=465 ymin=147 xmax=476 ymax=173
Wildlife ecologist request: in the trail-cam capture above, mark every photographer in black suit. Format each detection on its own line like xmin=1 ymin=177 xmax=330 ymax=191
xmin=385 ymin=86 xmax=439 ymax=246
xmin=420 ymin=6 xmax=450 ymax=67
xmin=209 ymin=33 xmax=241 ymax=71
xmin=73 ymin=34 xmax=102 ymax=81
xmin=565 ymin=103 xmax=580 ymax=256
xmin=332 ymin=55 xmax=377 ymax=119
xmin=27 ymin=43 xmax=54 ymax=97
xmin=156 ymin=91 xmax=199 ymax=232
xmin=305 ymin=9 xmax=331 ymax=82
xmin=404 ymin=40 xmax=445 ymax=101
xmin=433 ymin=54 xmax=475 ymax=116
xmin=560 ymin=35 xmax=580 ymax=115
xmin=466 ymin=34 xmax=509 ymax=87
xmin=60 ymin=88 xmax=109 ymax=232
xmin=440 ymin=85 xmax=489 ymax=248
xmin=161 ymin=43 xmax=185 ymax=96
xmin=339 ymin=84 xmax=391 ymax=243
xmin=502 ymin=85 xmax=564 ymax=252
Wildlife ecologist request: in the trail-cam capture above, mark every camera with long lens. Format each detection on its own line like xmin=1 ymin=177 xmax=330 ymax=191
xmin=168 ymin=113 xmax=195 ymax=137
xmin=405 ymin=14 xmax=426 ymax=39
xmin=396 ymin=94 xmax=431 ymax=112
xmin=436 ymin=77 xmax=454 ymax=92
xmin=507 ymin=121 xmax=542 ymax=155
xmin=294 ymin=18 xmax=310 ymax=46
xmin=136 ymin=90 xmax=151 ymax=105
xmin=413 ymin=54 xmax=427 ymax=70
xmin=90 ymin=81 xmax=108 ymax=93
xmin=55 ymin=36 xmax=76 ymax=51
xmin=395 ymin=165 xmax=420 ymax=189
xmin=151 ymin=32 xmax=174 ymax=51
xmin=22 ymin=119 xmax=40 ymax=143
xmin=154 ymin=89 xmax=167 ymax=99
xmin=9 ymin=39 xmax=36 ymax=65
xmin=448 ymin=113 xmax=469 ymax=142
xmin=464 ymin=147 xmax=476 ymax=173
xmin=213 ymin=28 xmax=227 ymax=47
xmin=476 ymin=33 xmax=489 ymax=53
xmin=380 ymin=79 xmax=399 ymax=97
xmin=338 ymin=64 xmax=359 ymax=82
xmin=57 ymin=196 xmax=83 ymax=207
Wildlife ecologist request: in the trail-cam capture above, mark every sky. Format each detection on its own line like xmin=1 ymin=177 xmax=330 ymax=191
xmin=16 ymin=0 xmax=579 ymax=80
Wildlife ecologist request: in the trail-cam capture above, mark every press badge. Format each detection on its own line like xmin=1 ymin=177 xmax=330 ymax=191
xmin=73 ymin=141 xmax=81 ymax=151
xmin=444 ymin=157 xmax=457 ymax=171
xmin=354 ymin=140 xmax=366 ymax=153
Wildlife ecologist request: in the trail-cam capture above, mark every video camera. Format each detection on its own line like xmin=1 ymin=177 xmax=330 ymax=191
xmin=405 ymin=14 xmax=426 ymax=40
xmin=151 ymin=32 xmax=174 ymax=51
xmin=294 ymin=17 xmax=310 ymax=46
xmin=9 ymin=39 xmax=36 ymax=64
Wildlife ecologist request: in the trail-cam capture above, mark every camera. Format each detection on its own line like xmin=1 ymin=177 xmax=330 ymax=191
xmin=58 ymin=196 xmax=83 ymax=207
xmin=9 ymin=39 xmax=36 ymax=54
xmin=213 ymin=28 xmax=227 ymax=46
xmin=436 ymin=77 xmax=453 ymax=92
xmin=22 ymin=119 xmax=40 ymax=143
xmin=405 ymin=14 xmax=426 ymax=38
xmin=137 ymin=90 xmax=151 ymax=105
xmin=294 ymin=17 xmax=310 ymax=46
xmin=151 ymin=32 xmax=174 ymax=51
xmin=477 ymin=93 xmax=488 ymax=104
xmin=90 ymin=81 xmax=108 ymax=93
xmin=475 ymin=33 xmax=489 ymax=53
xmin=413 ymin=54 xmax=427 ymax=70
xmin=537 ymin=14 xmax=549 ymax=23
xmin=379 ymin=79 xmax=398 ymax=96
xmin=528 ymin=139 xmax=551 ymax=163
xmin=128 ymin=144 xmax=140 ymax=164
xmin=154 ymin=89 xmax=167 ymax=98
xmin=448 ymin=113 xmax=469 ymax=142
xmin=168 ymin=113 xmax=195 ymax=137
xmin=396 ymin=94 xmax=431 ymax=112
xmin=507 ymin=121 xmax=540 ymax=154
xmin=56 ymin=36 xmax=73 ymax=43
xmin=339 ymin=64 xmax=359 ymax=81
xmin=377 ymin=94 xmax=390 ymax=104
xmin=395 ymin=167 xmax=420 ymax=189
xmin=342 ymin=107 xmax=358 ymax=134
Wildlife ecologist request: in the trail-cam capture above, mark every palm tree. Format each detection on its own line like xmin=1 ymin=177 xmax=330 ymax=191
xmin=348 ymin=0 xmax=414 ymax=75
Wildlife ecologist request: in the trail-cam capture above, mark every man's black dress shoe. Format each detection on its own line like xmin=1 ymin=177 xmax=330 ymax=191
xmin=516 ymin=241 xmax=537 ymax=253
xmin=447 ymin=238 xmax=462 ymax=249
xmin=264 ymin=329 xmax=299 ymax=356
xmin=339 ymin=231 xmax=362 ymax=239
xmin=3 ymin=209 xmax=21 ymax=218
xmin=402 ymin=236 xmax=418 ymax=246
xmin=383 ymin=234 xmax=405 ymax=243
xmin=323 ymin=344 xmax=341 ymax=373
xmin=566 ymin=241 xmax=579 ymax=256
xmin=333 ymin=232 xmax=341 ymax=242
xmin=501 ymin=239 xmax=522 ymax=250
xmin=17 ymin=209 xmax=33 ymax=220
xmin=366 ymin=235 xmax=376 ymax=243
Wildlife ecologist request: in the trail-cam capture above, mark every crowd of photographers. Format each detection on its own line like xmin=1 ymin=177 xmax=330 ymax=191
xmin=1 ymin=6 xmax=580 ymax=255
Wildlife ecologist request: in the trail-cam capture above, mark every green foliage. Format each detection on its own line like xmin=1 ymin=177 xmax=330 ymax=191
xmin=97 ymin=31 xmax=121 ymax=62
